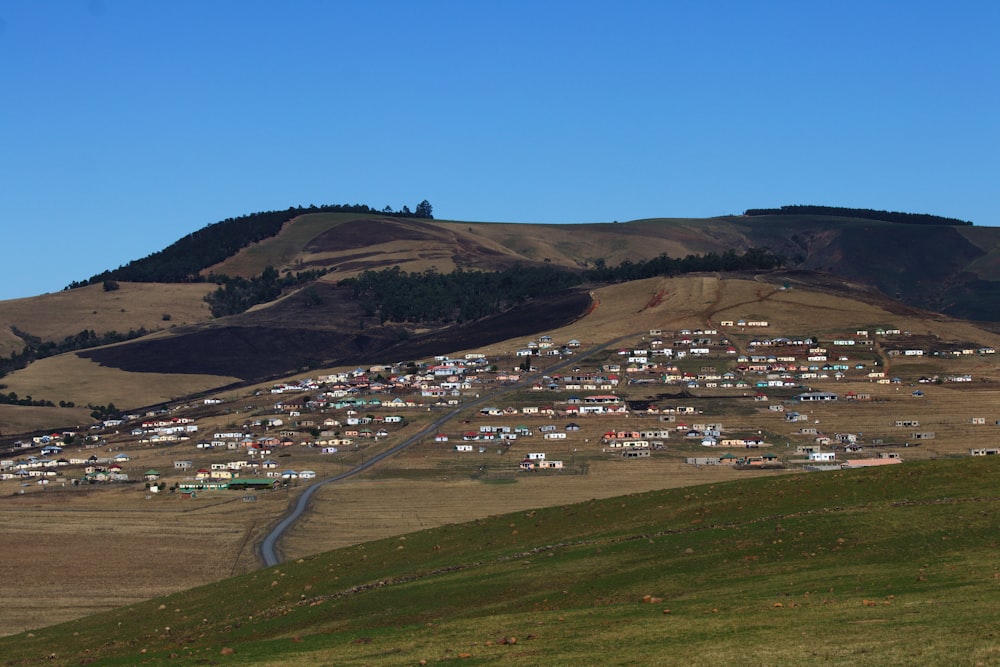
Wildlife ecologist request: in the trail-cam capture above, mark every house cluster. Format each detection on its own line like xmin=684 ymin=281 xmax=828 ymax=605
xmin=186 ymin=459 xmax=316 ymax=483
xmin=604 ymin=328 xmax=892 ymax=389
xmin=10 ymin=312 xmax=1000 ymax=496
xmin=0 ymin=451 xmax=133 ymax=483
xmin=685 ymin=452 xmax=781 ymax=467
xmin=129 ymin=416 xmax=199 ymax=444
xmin=618 ymin=329 xmax=733 ymax=369
xmin=600 ymin=427 xmax=670 ymax=456
xmin=514 ymin=334 xmax=581 ymax=358
xmin=532 ymin=370 xmax=620 ymax=392
xmin=518 ymin=452 xmax=564 ymax=470
xmin=717 ymin=320 xmax=769 ymax=328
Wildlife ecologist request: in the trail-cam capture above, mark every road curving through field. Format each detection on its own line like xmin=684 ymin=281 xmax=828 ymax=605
xmin=258 ymin=329 xmax=639 ymax=567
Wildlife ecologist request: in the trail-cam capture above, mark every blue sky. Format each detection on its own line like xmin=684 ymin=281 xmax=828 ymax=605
xmin=1 ymin=0 xmax=997 ymax=300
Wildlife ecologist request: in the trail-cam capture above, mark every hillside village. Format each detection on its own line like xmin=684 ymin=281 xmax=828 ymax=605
xmin=4 ymin=317 xmax=999 ymax=495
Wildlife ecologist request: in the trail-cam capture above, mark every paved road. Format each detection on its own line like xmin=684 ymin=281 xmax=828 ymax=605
xmin=258 ymin=331 xmax=637 ymax=566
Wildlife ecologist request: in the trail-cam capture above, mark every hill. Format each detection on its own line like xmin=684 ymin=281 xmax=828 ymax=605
xmin=1 ymin=208 xmax=999 ymax=417
xmin=1 ymin=456 xmax=997 ymax=665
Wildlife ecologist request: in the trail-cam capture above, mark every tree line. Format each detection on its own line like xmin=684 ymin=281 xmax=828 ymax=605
xmin=66 ymin=200 xmax=434 ymax=288
xmin=583 ymin=247 xmax=784 ymax=283
xmin=743 ymin=205 xmax=972 ymax=226
xmin=0 ymin=327 xmax=151 ymax=379
xmin=344 ymin=265 xmax=583 ymax=324
xmin=343 ymin=248 xmax=785 ymax=325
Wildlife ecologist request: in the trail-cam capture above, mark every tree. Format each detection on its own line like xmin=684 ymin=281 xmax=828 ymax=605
xmin=103 ymin=279 xmax=120 ymax=292
xmin=415 ymin=199 xmax=434 ymax=219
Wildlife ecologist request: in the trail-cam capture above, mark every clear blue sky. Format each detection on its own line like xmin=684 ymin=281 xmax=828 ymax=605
xmin=1 ymin=0 xmax=997 ymax=300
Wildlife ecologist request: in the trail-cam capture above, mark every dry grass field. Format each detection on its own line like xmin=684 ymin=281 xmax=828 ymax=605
xmin=4 ymin=273 xmax=1000 ymax=637
xmin=0 ymin=354 xmax=240 ymax=426
xmin=0 ymin=404 xmax=93 ymax=435
xmin=0 ymin=282 xmax=215 ymax=356
xmin=0 ymin=482 xmax=288 ymax=635
xmin=205 ymin=214 xmax=757 ymax=286
xmin=206 ymin=214 xmax=527 ymax=281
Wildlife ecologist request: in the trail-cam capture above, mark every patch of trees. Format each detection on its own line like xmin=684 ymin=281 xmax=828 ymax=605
xmin=87 ymin=403 xmax=119 ymax=421
xmin=583 ymin=248 xmax=785 ymax=283
xmin=743 ymin=205 xmax=972 ymax=226
xmin=343 ymin=248 xmax=784 ymax=324
xmin=0 ymin=389 xmax=56 ymax=407
xmin=0 ymin=327 xmax=151 ymax=379
xmin=344 ymin=266 xmax=582 ymax=324
xmin=66 ymin=201 xmax=434 ymax=288
xmin=203 ymin=266 xmax=329 ymax=317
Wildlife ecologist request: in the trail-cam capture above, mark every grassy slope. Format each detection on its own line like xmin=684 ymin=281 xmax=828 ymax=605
xmin=4 ymin=457 xmax=998 ymax=666
xmin=0 ymin=282 xmax=215 ymax=357
xmin=204 ymin=214 xmax=764 ymax=282
xmin=0 ymin=352 xmax=242 ymax=410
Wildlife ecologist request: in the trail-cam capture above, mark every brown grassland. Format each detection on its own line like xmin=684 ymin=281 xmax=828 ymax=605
xmin=0 ymin=282 xmax=214 ymax=357
xmin=1 ymin=353 xmax=242 ymax=413
xmin=2 ymin=275 xmax=1000 ymax=637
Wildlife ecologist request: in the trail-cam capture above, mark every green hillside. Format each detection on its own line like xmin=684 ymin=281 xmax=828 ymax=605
xmin=5 ymin=457 xmax=999 ymax=666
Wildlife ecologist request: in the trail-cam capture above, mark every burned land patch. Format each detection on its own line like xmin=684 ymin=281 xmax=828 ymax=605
xmin=77 ymin=288 xmax=592 ymax=383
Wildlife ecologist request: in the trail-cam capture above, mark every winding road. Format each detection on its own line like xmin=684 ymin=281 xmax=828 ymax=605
xmin=258 ymin=332 xmax=637 ymax=567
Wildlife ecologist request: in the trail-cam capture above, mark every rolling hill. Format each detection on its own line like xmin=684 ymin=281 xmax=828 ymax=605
xmin=1 ymin=457 xmax=997 ymax=665
xmin=2 ymin=208 xmax=1000 ymax=428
